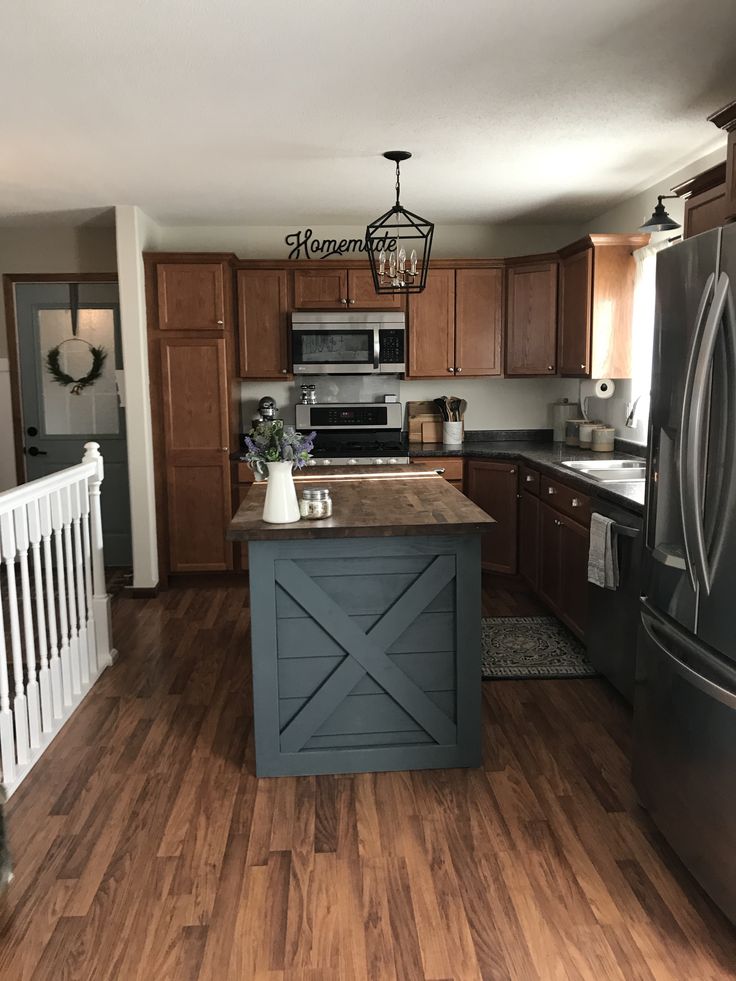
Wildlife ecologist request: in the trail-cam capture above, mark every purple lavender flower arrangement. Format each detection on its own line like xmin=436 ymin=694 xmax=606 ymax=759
xmin=244 ymin=419 xmax=316 ymax=477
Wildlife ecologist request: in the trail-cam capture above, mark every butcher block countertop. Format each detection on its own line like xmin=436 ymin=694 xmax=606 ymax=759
xmin=227 ymin=465 xmax=495 ymax=541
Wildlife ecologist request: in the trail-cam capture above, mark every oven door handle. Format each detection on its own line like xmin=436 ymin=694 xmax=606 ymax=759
xmin=373 ymin=328 xmax=380 ymax=370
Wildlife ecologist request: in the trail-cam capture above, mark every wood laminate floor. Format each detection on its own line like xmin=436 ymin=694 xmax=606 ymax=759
xmin=1 ymin=578 xmax=735 ymax=980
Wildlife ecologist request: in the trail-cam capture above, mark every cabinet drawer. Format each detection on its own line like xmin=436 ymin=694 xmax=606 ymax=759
xmin=411 ymin=457 xmax=464 ymax=481
xmin=540 ymin=475 xmax=590 ymax=526
xmin=519 ymin=464 xmax=540 ymax=496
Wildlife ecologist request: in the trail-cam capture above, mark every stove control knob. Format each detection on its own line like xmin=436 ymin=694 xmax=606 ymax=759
xmin=374 ymin=458 xmax=385 ymax=465
xmin=321 ymin=459 xmax=331 ymax=466
xmin=307 ymin=459 xmax=316 ymax=466
xmin=347 ymin=458 xmax=358 ymax=465
xmin=387 ymin=457 xmax=398 ymax=464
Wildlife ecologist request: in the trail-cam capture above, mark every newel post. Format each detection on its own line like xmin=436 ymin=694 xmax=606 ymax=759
xmin=83 ymin=442 xmax=114 ymax=666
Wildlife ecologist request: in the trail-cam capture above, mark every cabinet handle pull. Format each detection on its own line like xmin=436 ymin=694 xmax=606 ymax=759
xmin=547 ymin=486 xmax=557 ymax=495
xmin=340 ymin=298 xmax=348 ymax=305
xmin=348 ymin=298 xmax=356 ymax=305
xmin=509 ymin=468 xmax=516 ymax=474
xmin=580 ymin=364 xmax=586 ymax=370
xmin=281 ymin=369 xmax=288 ymax=374
xmin=216 ymin=320 xmax=224 ymax=325
xmin=456 ymin=366 xmax=463 ymax=373
xmin=525 ymin=475 xmax=534 ymax=482
xmin=547 ymin=365 xmax=554 ymax=371
xmin=447 ymin=367 xmax=454 ymax=373
xmin=571 ymin=497 xmax=582 ymax=507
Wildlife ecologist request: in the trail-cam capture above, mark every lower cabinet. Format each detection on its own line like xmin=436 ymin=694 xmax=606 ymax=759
xmin=538 ymin=501 xmax=589 ymax=640
xmin=518 ymin=490 xmax=539 ymax=590
xmin=465 ymin=460 xmax=518 ymax=574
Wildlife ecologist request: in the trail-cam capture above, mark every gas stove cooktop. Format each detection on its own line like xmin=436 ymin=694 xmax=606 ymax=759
xmin=308 ymin=439 xmax=408 ymax=467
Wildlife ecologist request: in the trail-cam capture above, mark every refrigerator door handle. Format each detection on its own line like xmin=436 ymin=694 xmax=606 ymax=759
xmin=684 ymin=272 xmax=730 ymax=595
xmin=678 ymin=273 xmax=715 ymax=591
xmin=642 ymin=609 xmax=736 ymax=711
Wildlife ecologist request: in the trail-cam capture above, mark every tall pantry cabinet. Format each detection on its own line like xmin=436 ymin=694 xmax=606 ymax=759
xmin=146 ymin=253 xmax=239 ymax=580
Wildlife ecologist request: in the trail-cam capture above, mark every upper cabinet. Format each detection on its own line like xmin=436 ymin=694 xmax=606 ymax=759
xmin=672 ymin=162 xmax=728 ymax=239
xmin=293 ymin=267 xmax=403 ymax=310
xmin=408 ymin=264 xmax=504 ymax=378
xmin=156 ymin=261 xmax=229 ymax=330
xmin=505 ymin=257 xmax=558 ymax=376
xmin=558 ymin=234 xmax=648 ymax=379
xmin=708 ymin=100 xmax=736 ymax=223
xmin=237 ymin=268 xmax=291 ymax=378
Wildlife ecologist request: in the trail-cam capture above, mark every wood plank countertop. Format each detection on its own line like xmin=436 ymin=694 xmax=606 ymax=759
xmin=227 ymin=465 xmax=496 ymax=541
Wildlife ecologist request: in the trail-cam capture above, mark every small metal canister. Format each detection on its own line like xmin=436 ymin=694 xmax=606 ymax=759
xmin=299 ymin=487 xmax=333 ymax=519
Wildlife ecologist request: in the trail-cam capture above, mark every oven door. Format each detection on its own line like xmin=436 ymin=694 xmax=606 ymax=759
xmin=292 ymin=327 xmax=378 ymax=374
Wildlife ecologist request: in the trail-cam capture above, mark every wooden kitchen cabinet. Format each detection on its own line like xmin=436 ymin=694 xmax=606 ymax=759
xmin=408 ymin=269 xmax=456 ymax=377
xmin=505 ymin=257 xmax=558 ymax=376
xmin=558 ymin=235 xmax=648 ymax=379
xmin=159 ymin=336 xmax=233 ymax=573
xmin=237 ymin=268 xmax=290 ymax=378
xmin=292 ymin=266 xmax=403 ymax=310
xmin=708 ymin=100 xmax=736 ymax=222
xmin=672 ymin=161 xmax=728 ymax=239
xmin=465 ymin=459 xmax=518 ymax=574
xmin=408 ymin=265 xmax=504 ymax=378
xmin=537 ymin=500 xmax=589 ymax=641
xmin=156 ymin=262 xmax=229 ymax=331
xmin=518 ymin=490 xmax=540 ymax=590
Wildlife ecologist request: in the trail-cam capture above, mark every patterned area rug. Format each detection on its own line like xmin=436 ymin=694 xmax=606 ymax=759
xmin=481 ymin=616 xmax=597 ymax=680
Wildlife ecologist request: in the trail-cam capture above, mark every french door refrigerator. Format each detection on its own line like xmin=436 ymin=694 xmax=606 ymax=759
xmin=634 ymin=222 xmax=736 ymax=925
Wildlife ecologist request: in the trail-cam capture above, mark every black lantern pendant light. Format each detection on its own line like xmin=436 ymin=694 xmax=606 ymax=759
xmin=365 ymin=151 xmax=434 ymax=294
xmin=639 ymin=194 xmax=681 ymax=232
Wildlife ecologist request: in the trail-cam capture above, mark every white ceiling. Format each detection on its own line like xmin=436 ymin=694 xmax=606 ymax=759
xmin=1 ymin=0 xmax=734 ymax=228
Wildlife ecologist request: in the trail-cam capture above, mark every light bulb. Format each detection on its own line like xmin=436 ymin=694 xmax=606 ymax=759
xmin=388 ymin=251 xmax=396 ymax=278
xmin=378 ymin=249 xmax=386 ymax=276
xmin=410 ymin=249 xmax=418 ymax=275
xmin=398 ymin=247 xmax=406 ymax=273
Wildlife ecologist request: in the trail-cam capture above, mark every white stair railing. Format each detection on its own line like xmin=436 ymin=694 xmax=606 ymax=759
xmin=0 ymin=442 xmax=115 ymax=796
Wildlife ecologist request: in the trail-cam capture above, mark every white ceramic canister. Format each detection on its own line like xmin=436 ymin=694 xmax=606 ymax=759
xmin=578 ymin=422 xmax=603 ymax=448
xmin=442 ymin=421 xmax=463 ymax=445
xmin=591 ymin=426 xmax=615 ymax=453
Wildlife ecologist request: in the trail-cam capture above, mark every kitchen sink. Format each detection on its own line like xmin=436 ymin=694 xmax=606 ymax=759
xmin=561 ymin=459 xmax=647 ymax=483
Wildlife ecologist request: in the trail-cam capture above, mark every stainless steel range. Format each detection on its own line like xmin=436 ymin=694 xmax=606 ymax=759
xmin=294 ymin=402 xmax=408 ymax=466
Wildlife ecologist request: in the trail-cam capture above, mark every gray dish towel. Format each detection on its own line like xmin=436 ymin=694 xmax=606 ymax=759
xmin=587 ymin=513 xmax=619 ymax=589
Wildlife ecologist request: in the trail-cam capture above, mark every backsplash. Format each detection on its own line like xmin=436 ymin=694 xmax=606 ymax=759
xmin=240 ymin=375 xmax=581 ymax=432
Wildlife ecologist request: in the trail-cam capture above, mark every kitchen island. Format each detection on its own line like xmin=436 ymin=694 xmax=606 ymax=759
xmin=227 ymin=465 xmax=494 ymax=777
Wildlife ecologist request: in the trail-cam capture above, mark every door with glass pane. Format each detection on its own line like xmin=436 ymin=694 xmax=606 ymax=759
xmin=15 ymin=282 xmax=131 ymax=566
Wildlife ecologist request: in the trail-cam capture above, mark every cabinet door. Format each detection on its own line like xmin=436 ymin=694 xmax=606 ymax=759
xmin=160 ymin=337 xmax=232 ymax=572
xmin=237 ymin=269 xmax=290 ymax=378
xmin=505 ymin=261 xmax=558 ymax=376
xmin=684 ymin=184 xmax=727 ymax=239
xmin=408 ymin=269 xmax=455 ymax=377
xmin=466 ymin=460 xmax=518 ymax=574
xmin=559 ymin=513 xmax=589 ymax=641
xmin=347 ymin=268 xmax=404 ymax=309
xmin=293 ymin=269 xmax=348 ymax=309
xmin=518 ymin=491 xmax=540 ymax=590
xmin=156 ymin=263 xmax=227 ymax=330
xmin=559 ymin=249 xmax=592 ymax=377
xmin=455 ymin=268 xmax=503 ymax=377
xmin=538 ymin=503 xmax=562 ymax=613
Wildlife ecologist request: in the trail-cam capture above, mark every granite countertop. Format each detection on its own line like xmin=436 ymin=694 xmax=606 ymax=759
xmin=405 ymin=440 xmax=646 ymax=513
xmin=227 ymin=465 xmax=496 ymax=541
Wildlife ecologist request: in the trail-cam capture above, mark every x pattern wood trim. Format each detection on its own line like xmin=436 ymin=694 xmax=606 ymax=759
xmin=276 ymin=555 xmax=458 ymax=752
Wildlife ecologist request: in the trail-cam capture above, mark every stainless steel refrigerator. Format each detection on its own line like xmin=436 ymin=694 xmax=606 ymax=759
xmin=634 ymin=222 xmax=736 ymax=925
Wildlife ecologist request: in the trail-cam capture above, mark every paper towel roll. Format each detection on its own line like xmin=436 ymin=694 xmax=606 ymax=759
xmin=580 ymin=378 xmax=615 ymax=402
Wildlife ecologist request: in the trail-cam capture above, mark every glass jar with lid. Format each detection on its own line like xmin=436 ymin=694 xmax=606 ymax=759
xmin=299 ymin=487 xmax=333 ymax=519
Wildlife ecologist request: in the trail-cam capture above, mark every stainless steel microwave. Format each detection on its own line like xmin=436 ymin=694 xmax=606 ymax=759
xmin=291 ymin=311 xmax=406 ymax=374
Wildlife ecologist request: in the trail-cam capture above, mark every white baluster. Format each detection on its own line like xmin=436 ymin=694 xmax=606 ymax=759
xmin=0 ymin=512 xmax=30 ymax=765
xmin=27 ymin=499 xmax=53 ymax=734
xmin=60 ymin=486 xmax=81 ymax=696
xmin=79 ymin=476 xmax=97 ymax=676
xmin=13 ymin=506 xmax=42 ymax=749
xmin=0 ymin=576 xmax=15 ymax=786
xmin=71 ymin=481 xmax=89 ymax=686
xmin=40 ymin=495 xmax=62 ymax=720
xmin=50 ymin=490 xmax=72 ymax=707
xmin=83 ymin=443 xmax=113 ymax=667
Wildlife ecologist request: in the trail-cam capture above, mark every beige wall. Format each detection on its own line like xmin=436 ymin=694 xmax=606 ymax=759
xmin=0 ymin=224 xmax=118 ymax=358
